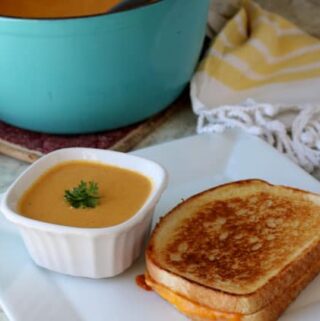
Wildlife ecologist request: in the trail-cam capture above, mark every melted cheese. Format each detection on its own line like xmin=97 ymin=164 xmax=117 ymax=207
xmin=146 ymin=275 xmax=241 ymax=321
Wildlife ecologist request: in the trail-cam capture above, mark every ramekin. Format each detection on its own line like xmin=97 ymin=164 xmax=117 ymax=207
xmin=1 ymin=148 xmax=167 ymax=278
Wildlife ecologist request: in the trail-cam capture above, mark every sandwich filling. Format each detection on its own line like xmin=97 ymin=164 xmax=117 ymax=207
xmin=145 ymin=274 xmax=241 ymax=321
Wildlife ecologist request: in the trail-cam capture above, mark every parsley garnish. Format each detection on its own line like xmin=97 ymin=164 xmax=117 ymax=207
xmin=64 ymin=180 xmax=100 ymax=209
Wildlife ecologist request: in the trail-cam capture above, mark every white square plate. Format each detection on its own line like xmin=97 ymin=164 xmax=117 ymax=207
xmin=1 ymin=130 xmax=320 ymax=321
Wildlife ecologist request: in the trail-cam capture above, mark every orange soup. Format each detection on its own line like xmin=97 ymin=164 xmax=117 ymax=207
xmin=18 ymin=161 xmax=152 ymax=228
xmin=0 ymin=0 xmax=121 ymax=18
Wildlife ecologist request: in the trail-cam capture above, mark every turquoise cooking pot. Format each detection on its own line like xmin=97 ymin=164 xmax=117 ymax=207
xmin=0 ymin=0 xmax=209 ymax=134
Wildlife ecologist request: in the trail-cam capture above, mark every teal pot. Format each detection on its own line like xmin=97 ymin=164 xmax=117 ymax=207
xmin=0 ymin=0 xmax=210 ymax=134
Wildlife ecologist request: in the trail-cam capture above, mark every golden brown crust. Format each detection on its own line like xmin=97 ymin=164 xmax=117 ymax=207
xmin=189 ymin=253 xmax=320 ymax=321
xmin=146 ymin=179 xmax=320 ymax=314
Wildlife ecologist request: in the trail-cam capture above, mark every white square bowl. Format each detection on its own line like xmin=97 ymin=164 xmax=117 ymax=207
xmin=0 ymin=148 xmax=168 ymax=278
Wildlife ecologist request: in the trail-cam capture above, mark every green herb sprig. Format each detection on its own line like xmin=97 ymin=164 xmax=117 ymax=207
xmin=64 ymin=180 xmax=100 ymax=209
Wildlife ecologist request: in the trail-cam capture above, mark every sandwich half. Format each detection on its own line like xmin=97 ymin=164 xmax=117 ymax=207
xmin=145 ymin=180 xmax=320 ymax=321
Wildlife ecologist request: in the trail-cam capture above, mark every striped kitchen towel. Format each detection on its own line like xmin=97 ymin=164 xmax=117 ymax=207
xmin=191 ymin=0 xmax=320 ymax=172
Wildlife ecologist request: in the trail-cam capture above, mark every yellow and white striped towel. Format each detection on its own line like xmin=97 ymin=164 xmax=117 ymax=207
xmin=191 ymin=0 xmax=320 ymax=171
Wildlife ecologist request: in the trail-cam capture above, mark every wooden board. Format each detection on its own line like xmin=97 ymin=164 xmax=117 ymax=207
xmin=0 ymin=93 xmax=188 ymax=163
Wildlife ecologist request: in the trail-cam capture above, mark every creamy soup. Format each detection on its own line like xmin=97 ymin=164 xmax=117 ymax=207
xmin=0 ymin=0 xmax=122 ymax=18
xmin=18 ymin=161 xmax=152 ymax=228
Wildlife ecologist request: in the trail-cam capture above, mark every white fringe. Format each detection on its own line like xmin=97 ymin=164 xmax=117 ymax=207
xmin=195 ymin=99 xmax=320 ymax=172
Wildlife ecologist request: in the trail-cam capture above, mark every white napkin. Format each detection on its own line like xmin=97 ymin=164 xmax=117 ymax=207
xmin=192 ymin=1 xmax=320 ymax=172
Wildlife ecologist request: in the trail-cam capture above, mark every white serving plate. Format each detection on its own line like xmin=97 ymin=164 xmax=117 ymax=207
xmin=1 ymin=130 xmax=320 ymax=321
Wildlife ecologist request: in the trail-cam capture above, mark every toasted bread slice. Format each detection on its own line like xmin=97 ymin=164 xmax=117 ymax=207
xmin=146 ymin=180 xmax=320 ymax=315
xmin=146 ymin=256 xmax=320 ymax=321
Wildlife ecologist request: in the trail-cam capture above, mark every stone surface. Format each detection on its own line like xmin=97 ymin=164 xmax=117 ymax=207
xmin=256 ymin=0 xmax=320 ymax=38
xmin=134 ymin=105 xmax=197 ymax=150
xmin=210 ymin=0 xmax=320 ymax=38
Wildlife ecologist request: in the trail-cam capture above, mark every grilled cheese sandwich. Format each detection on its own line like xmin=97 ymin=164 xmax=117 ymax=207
xmin=145 ymin=273 xmax=241 ymax=321
xmin=145 ymin=180 xmax=320 ymax=321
